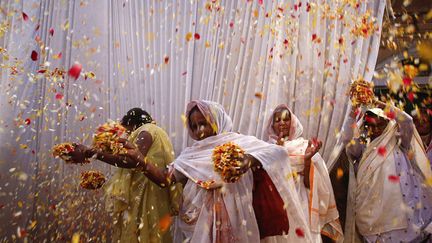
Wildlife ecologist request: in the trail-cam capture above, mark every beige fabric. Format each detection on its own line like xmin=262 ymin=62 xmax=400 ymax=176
xmin=345 ymin=120 xmax=432 ymax=240
xmin=354 ymin=122 xmax=407 ymax=235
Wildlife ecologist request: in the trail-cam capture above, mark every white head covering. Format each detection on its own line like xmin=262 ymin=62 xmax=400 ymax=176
xmin=186 ymin=100 xmax=233 ymax=139
xmin=265 ymin=104 xmax=303 ymax=142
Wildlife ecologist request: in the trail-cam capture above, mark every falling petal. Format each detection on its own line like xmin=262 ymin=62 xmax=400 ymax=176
xmin=31 ymin=51 xmax=38 ymax=61
xmin=388 ymin=175 xmax=400 ymax=183
xmin=22 ymin=12 xmax=29 ymax=21
xmin=377 ymin=146 xmax=386 ymax=156
xmin=186 ymin=32 xmax=193 ymax=42
xmin=53 ymin=52 xmax=62 ymax=60
xmin=385 ymin=110 xmax=395 ymax=120
xmin=295 ymin=228 xmax=305 ymax=238
xmin=159 ymin=214 xmax=172 ymax=232
xmin=55 ymin=93 xmax=64 ymax=100
xmin=336 ymin=168 xmax=344 ymax=180
xmin=68 ymin=62 xmax=82 ymax=80
xmin=254 ymin=92 xmax=263 ymax=99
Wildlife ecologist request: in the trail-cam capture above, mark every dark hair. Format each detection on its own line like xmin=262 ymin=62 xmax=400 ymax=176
xmin=121 ymin=108 xmax=153 ymax=128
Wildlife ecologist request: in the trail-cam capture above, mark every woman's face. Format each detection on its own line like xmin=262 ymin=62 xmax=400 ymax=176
xmin=272 ymin=109 xmax=291 ymax=138
xmin=188 ymin=108 xmax=216 ymax=140
xmin=364 ymin=114 xmax=389 ymax=141
xmin=122 ymin=124 xmax=135 ymax=133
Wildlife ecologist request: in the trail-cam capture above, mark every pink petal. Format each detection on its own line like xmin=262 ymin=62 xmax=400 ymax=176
xmin=22 ymin=12 xmax=29 ymax=21
xmin=407 ymin=92 xmax=415 ymax=102
xmin=68 ymin=63 xmax=82 ymax=80
xmin=385 ymin=110 xmax=395 ymax=120
xmin=295 ymin=228 xmax=304 ymax=238
xmin=388 ymin=175 xmax=400 ymax=183
xmin=55 ymin=93 xmax=64 ymax=100
xmin=377 ymin=146 xmax=387 ymax=156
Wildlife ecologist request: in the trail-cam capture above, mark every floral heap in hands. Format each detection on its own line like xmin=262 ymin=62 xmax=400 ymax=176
xmin=212 ymin=142 xmax=246 ymax=183
xmin=92 ymin=121 xmax=128 ymax=155
xmin=349 ymin=78 xmax=374 ymax=107
xmin=52 ymin=143 xmax=90 ymax=164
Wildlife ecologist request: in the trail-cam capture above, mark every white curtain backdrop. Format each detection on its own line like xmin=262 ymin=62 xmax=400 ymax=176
xmin=0 ymin=0 xmax=385 ymax=241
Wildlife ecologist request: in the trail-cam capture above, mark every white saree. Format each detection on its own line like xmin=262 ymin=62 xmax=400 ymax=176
xmin=265 ymin=104 xmax=343 ymax=242
xmin=344 ymin=108 xmax=432 ymax=242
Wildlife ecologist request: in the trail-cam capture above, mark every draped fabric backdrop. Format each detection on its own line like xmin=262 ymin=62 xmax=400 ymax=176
xmin=0 ymin=0 xmax=384 ymax=241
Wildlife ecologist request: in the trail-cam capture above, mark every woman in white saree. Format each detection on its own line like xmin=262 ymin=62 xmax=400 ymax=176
xmin=265 ymin=104 xmax=343 ymax=242
xmin=341 ymin=100 xmax=432 ymax=242
xmin=97 ymin=100 xmax=313 ymax=242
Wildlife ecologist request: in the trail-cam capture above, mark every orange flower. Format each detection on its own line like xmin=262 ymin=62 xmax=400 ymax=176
xmin=92 ymin=121 xmax=128 ymax=155
xmin=212 ymin=142 xmax=245 ymax=183
xmin=52 ymin=143 xmax=90 ymax=164
xmin=159 ymin=214 xmax=172 ymax=232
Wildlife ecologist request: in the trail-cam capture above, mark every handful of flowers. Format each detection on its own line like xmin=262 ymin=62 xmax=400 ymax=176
xmin=212 ymin=142 xmax=246 ymax=183
xmin=79 ymin=170 xmax=106 ymax=190
xmin=92 ymin=121 xmax=128 ymax=154
xmin=52 ymin=143 xmax=90 ymax=164
xmin=349 ymin=78 xmax=375 ymax=107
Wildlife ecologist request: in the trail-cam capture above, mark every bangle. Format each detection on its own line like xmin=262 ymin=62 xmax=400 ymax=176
xmin=136 ymin=157 xmax=148 ymax=172
xmin=165 ymin=165 xmax=176 ymax=186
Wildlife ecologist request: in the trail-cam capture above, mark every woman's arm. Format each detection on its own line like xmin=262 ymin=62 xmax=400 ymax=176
xmin=340 ymin=106 xmax=364 ymax=161
xmin=70 ymin=134 xmax=178 ymax=187
xmin=134 ymin=131 xmax=153 ymax=156
xmin=71 ymin=144 xmax=140 ymax=168
xmin=303 ymin=139 xmax=322 ymax=189
xmin=103 ymin=146 xmax=178 ymax=188
xmin=84 ymin=131 xmax=153 ymax=167
xmin=341 ymin=107 xmax=359 ymax=145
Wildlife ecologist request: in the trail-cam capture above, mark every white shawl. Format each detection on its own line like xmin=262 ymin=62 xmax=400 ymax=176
xmin=173 ymin=100 xmax=312 ymax=242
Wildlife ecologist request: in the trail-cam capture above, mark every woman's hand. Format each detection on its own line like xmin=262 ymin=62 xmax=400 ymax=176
xmin=276 ymin=132 xmax=285 ymax=146
xmin=68 ymin=143 xmax=91 ymax=164
xmin=304 ymin=138 xmax=322 ymax=161
xmin=237 ymin=154 xmax=260 ymax=174
xmin=303 ymin=139 xmax=321 ymax=188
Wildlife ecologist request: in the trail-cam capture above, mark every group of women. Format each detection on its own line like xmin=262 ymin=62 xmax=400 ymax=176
xmin=68 ymin=98 xmax=432 ymax=243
